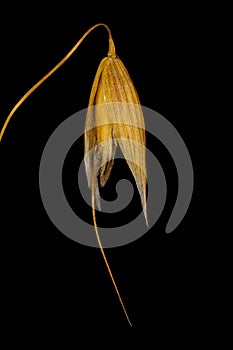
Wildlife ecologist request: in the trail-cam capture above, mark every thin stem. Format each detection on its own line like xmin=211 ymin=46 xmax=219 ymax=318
xmin=0 ymin=23 xmax=115 ymax=141
xmin=91 ymin=181 xmax=132 ymax=327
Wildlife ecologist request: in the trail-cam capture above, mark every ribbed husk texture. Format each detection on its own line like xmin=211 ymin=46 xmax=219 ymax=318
xmin=84 ymin=56 xmax=147 ymax=224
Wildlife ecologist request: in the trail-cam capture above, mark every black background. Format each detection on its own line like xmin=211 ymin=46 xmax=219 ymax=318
xmin=0 ymin=3 xmax=213 ymax=347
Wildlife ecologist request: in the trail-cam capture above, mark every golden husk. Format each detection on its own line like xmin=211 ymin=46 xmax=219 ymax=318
xmin=84 ymin=56 xmax=147 ymax=224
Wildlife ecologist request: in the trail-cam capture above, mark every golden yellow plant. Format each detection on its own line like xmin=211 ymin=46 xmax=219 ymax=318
xmin=0 ymin=23 xmax=147 ymax=327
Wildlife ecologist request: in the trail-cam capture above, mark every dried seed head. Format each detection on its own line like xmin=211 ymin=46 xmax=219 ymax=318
xmin=84 ymin=55 xmax=147 ymax=224
xmin=0 ymin=23 xmax=145 ymax=326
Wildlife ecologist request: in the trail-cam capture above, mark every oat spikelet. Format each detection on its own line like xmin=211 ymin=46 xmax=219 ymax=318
xmin=84 ymin=54 xmax=147 ymax=225
xmin=84 ymin=29 xmax=147 ymax=327
xmin=0 ymin=23 xmax=147 ymax=327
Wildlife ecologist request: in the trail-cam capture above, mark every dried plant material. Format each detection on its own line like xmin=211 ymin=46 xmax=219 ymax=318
xmin=84 ymin=58 xmax=147 ymax=224
xmin=0 ymin=23 xmax=147 ymax=327
xmin=84 ymin=40 xmax=147 ymax=326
